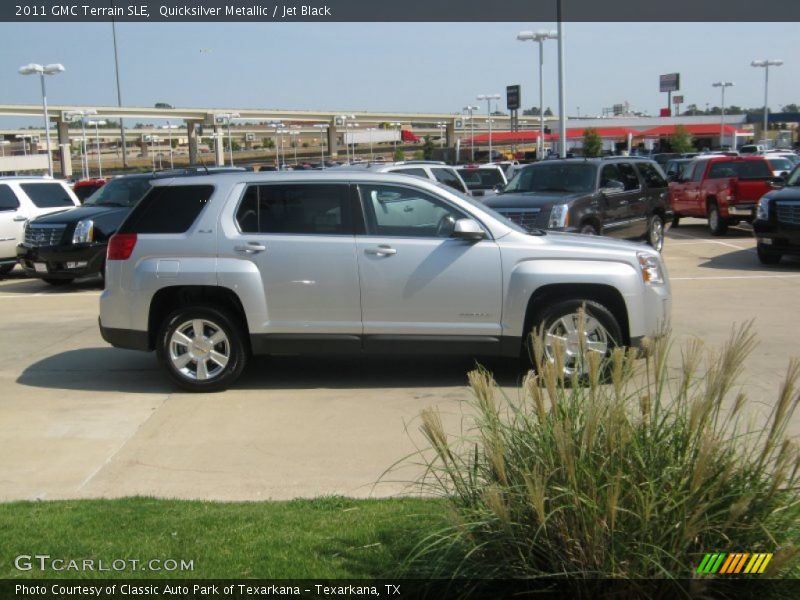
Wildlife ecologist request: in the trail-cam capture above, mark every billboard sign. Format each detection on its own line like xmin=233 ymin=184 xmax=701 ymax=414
xmin=673 ymin=95 xmax=684 ymax=104
xmin=660 ymin=73 xmax=680 ymax=93
xmin=506 ymin=85 xmax=521 ymax=111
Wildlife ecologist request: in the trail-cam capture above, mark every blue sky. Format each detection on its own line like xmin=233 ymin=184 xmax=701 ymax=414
xmin=1 ymin=21 xmax=797 ymax=126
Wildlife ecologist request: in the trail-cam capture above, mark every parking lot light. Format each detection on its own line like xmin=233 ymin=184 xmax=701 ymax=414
xmin=517 ymin=30 xmax=558 ymax=158
xmin=86 ymin=119 xmax=106 ymax=178
xmin=711 ymin=82 xmax=734 ymax=148
xmin=751 ymin=59 xmax=783 ymax=141
xmin=161 ymin=122 xmax=179 ymax=169
xmin=0 ymin=140 xmax=10 ymax=157
xmin=15 ymin=134 xmax=32 ymax=157
xmin=313 ymin=124 xmax=328 ymax=168
xmin=216 ymin=112 xmax=240 ymax=167
xmin=18 ymin=63 xmax=64 ymax=177
xmin=462 ymin=106 xmax=478 ymax=162
xmin=477 ymin=94 xmax=501 ymax=161
xmin=64 ymin=109 xmax=97 ymax=180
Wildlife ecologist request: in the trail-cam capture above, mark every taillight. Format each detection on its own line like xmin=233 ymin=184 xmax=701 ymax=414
xmin=107 ymin=233 xmax=137 ymax=260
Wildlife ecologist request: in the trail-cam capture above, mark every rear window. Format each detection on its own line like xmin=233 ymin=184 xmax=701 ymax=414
xmin=636 ymin=162 xmax=668 ymax=188
xmin=19 ymin=183 xmax=75 ymax=208
xmin=458 ymin=168 xmax=505 ymax=189
xmin=708 ymin=160 xmax=771 ymax=179
xmin=0 ymin=184 xmax=20 ymax=210
xmin=84 ymin=177 xmax=151 ymax=208
xmin=119 ymin=185 xmax=214 ymax=234
xmin=431 ymin=168 xmax=467 ymax=193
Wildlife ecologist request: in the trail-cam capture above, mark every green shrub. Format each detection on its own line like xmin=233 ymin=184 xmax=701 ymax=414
xmin=406 ymin=323 xmax=800 ymax=588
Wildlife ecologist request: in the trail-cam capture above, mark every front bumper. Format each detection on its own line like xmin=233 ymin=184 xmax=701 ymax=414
xmin=17 ymin=242 xmax=107 ymax=279
xmin=753 ymin=218 xmax=800 ymax=255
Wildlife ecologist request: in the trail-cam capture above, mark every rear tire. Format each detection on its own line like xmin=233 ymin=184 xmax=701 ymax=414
xmin=43 ymin=278 xmax=74 ymax=286
xmin=157 ymin=304 xmax=248 ymax=392
xmin=708 ymin=203 xmax=728 ymax=236
xmin=580 ymin=222 xmax=599 ymax=236
xmin=671 ymin=214 xmax=680 ymax=228
xmin=0 ymin=263 xmax=15 ymax=277
xmin=528 ymin=299 xmax=622 ymax=381
xmin=757 ymin=243 xmax=781 ymax=265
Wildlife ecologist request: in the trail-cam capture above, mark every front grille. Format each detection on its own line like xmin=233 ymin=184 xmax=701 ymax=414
xmin=776 ymin=201 xmax=800 ymax=226
xmin=24 ymin=224 xmax=66 ymax=247
xmin=496 ymin=208 xmax=548 ymax=231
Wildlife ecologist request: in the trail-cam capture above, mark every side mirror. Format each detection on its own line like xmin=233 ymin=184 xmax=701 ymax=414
xmin=769 ymin=176 xmax=786 ymax=189
xmin=600 ymin=180 xmax=625 ymax=194
xmin=493 ymin=183 xmax=505 ymax=193
xmin=452 ymin=218 xmax=485 ymax=241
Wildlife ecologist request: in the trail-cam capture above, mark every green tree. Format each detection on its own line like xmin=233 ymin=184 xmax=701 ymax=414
xmin=422 ymin=136 xmax=435 ymax=160
xmin=670 ymin=124 xmax=695 ymax=154
xmin=544 ymin=107 xmax=554 ymax=117
xmin=582 ymin=128 xmax=603 ymax=157
xmin=781 ymin=103 xmax=799 ymax=113
xmin=262 ymin=137 xmax=275 ymax=149
xmin=393 ymin=148 xmax=405 ymax=161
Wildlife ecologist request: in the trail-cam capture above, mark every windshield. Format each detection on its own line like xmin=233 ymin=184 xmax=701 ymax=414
xmin=428 ymin=180 xmax=530 ymax=234
xmin=767 ymin=158 xmax=793 ymax=172
xmin=786 ymin=167 xmax=800 ymax=186
xmin=84 ymin=177 xmax=152 ymax=207
xmin=504 ymin=163 xmax=595 ymax=194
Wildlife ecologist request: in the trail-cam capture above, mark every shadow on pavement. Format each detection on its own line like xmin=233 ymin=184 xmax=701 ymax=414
xmin=0 ymin=272 xmax=103 ymax=294
xmin=17 ymin=348 xmax=527 ymax=393
xmin=698 ymin=248 xmax=800 ymax=272
xmin=667 ymin=223 xmax=754 ymax=240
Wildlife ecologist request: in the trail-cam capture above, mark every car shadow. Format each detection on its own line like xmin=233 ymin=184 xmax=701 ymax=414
xmin=697 ymin=249 xmax=800 ymax=272
xmin=17 ymin=348 xmax=527 ymax=394
xmin=0 ymin=271 xmax=103 ymax=294
xmin=667 ymin=223 xmax=754 ymax=240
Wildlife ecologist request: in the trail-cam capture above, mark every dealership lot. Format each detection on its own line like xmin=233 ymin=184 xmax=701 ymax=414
xmin=1 ymin=219 xmax=798 ymax=502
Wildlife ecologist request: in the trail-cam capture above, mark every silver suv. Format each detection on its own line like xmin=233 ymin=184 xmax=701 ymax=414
xmin=99 ymin=171 xmax=671 ymax=392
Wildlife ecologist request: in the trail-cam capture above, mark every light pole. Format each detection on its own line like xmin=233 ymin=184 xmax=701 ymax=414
xmin=86 ymin=119 xmax=106 ymax=178
xmin=556 ymin=0 xmax=567 ymax=158
xmin=711 ymin=82 xmax=734 ymax=148
xmin=517 ymin=30 xmax=557 ymax=159
xmin=0 ymin=140 xmax=9 ymax=157
xmin=345 ymin=122 xmax=359 ymax=163
xmin=338 ymin=115 xmax=356 ymax=163
xmin=18 ymin=63 xmax=65 ymax=177
xmin=477 ymin=94 xmax=500 ymax=162
xmin=216 ymin=112 xmax=240 ymax=166
xmin=64 ymin=109 xmax=97 ymax=179
xmin=161 ymin=122 xmax=178 ymax=169
xmin=268 ymin=120 xmax=284 ymax=168
xmin=435 ymin=121 xmax=446 ymax=148
xmin=463 ymin=106 xmax=478 ymax=161
xmin=751 ymin=59 xmax=783 ymax=142
xmin=388 ymin=121 xmax=402 ymax=155
xmin=287 ymin=130 xmax=300 ymax=165
xmin=313 ymin=124 xmax=328 ymax=168
xmin=111 ymin=16 xmax=128 ymax=168
xmin=15 ymin=134 xmax=32 ymax=157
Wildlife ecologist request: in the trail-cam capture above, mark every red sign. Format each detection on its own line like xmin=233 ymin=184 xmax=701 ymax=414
xmin=660 ymin=108 xmax=672 ymax=117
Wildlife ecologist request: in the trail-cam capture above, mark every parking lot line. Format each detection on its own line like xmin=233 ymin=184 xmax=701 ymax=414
xmin=671 ymin=274 xmax=800 ymax=281
xmin=0 ymin=292 xmax=102 ymax=299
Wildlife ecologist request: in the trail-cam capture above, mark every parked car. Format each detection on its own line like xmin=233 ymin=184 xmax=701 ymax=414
xmin=764 ymin=156 xmax=794 ymax=178
xmin=72 ymin=178 xmax=108 ymax=203
xmin=17 ymin=167 xmax=244 ymax=285
xmin=0 ymin=177 xmax=80 ymax=277
xmin=669 ymin=156 xmax=775 ymax=235
xmin=456 ymin=165 xmax=507 ymax=197
xmin=752 ymin=166 xmax=800 ymax=265
xmin=98 ymin=171 xmax=671 ymax=392
xmin=651 ymin=153 xmax=682 ymax=167
xmin=664 ymin=158 xmax=693 ymax=182
xmin=482 ymin=158 xmax=672 ymax=251
xmin=339 ymin=161 xmax=471 ymax=195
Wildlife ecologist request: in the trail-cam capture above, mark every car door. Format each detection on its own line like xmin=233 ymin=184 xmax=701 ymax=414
xmin=354 ymin=181 xmax=503 ymax=342
xmin=674 ymin=161 xmax=704 ymax=216
xmin=0 ymin=184 xmax=26 ymax=260
xmin=222 ymin=182 xmax=362 ymax=336
xmin=617 ymin=162 xmax=648 ymax=238
xmin=598 ymin=163 xmax=640 ymax=238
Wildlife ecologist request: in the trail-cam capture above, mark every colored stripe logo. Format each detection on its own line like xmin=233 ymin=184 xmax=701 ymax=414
xmin=696 ymin=552 xmax=773 ymax=574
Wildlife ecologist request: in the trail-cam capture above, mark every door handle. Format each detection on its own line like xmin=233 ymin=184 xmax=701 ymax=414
xmin=13 ymin=216 xmax=27 ymax=222
xmin=234 ymin=242 xmax=266 ymax=254
xmin=365 ymin=245 xmax=397 ymax=256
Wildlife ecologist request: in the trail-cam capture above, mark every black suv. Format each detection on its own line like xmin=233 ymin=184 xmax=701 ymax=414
xmin=17 ymin=167 xmax=243 ymax=285
xmin=483 ymin=158 xmax=672 ymax=251
xmin=752 ymin=165 xmax=800 ymax=265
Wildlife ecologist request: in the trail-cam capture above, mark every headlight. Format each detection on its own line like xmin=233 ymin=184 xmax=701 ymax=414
xmin=548 ymin=204 xmax=569 ymax=228
xmin=72 ymin=219 xmax=94 ymax=244
xmin=637 ymin=252 xmax=664 ymax=285
xmin=756 ymin=196 xmax=770 ymax=221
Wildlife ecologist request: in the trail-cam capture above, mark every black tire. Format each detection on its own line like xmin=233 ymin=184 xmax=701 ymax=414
xmin=707 ymin=202 xmax=728 ymax=236
xmin=157 ymin=305 xmax=248 ymax=392
xmin=671 ymin=214 xmax=680 ymax=228
xmin=43 ymin=278 xmax=74 ymax=286
xmin=579 ymin=222 xmax=599 ymax=236
xmin=757 ymin=243 xmax=781 ymax=265
xmin=646 ymin=214 xmax=665 ymax=252
xmin=0 ymin=263 xmax=15 ymax=277
xmin=528 ymin=299 xmax=622 ymax=381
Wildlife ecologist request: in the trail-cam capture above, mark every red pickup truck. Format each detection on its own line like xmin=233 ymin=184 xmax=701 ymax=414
xmin=669 ymin=156 xmax=774 ymax=235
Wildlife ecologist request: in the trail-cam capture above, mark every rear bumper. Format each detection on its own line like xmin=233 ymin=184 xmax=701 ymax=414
xmin=17 ymin=242 xmax=106 ymax=279
xmin=722 ymin=204 xmax=756 ymax=219
xmin=99 ymin=318 xmax=151 ymax=351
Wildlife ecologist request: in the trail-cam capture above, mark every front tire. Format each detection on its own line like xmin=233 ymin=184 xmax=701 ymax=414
xmin=157 ymin=305 xmax=248 ymax=392
xmin=708 ymin=203 xmax=728 ymax=236
xmin=757 ymin=243 xmax=782 ymax=265
xmin=529 ymin=299 xmax=622 ymax=381
xmin=579 ymin=222 xmax=599 ymax=236
xmin=647 ymin=214 xmax=665 ymax=252
xmin=0 ymin=263 xmax=15 ymax=277
xmin=671 ymin=214 xmax=680 ymax=228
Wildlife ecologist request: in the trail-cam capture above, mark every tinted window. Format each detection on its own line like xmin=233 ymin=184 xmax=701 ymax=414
xmin=457 ymin=168 xmax=505 ymax=189
xmin=359 ymin=183 xmax=466 ymax=238
xmin=73 ymin=183 xmax=104 ymax=202
xmin=431 ymin=168 xmax=467 ymax=193
xmin=600 ymin=164 xmax=623 ymax=188
xmin=506 ymin=163 xmax=596 ymax=193
xmin=616 ymin=163 xmax=641 ymax=191
xmin=636 ymin=162 xmax=667 ymax=188
xmin=235 ymin=184 xmax=351 ymax=235
xmin=19 ymin=183 xmax=74 ymax=208
xmin=692 ymin=162 xmax=706 ymax=182
xmin=120 ymin=185 xmax=214 ymax=234
xmin=0 ymin=185 xmax=19 ymax=211
xmin=767 ymin=158 xmax=792 ymax=172
xmin=84 ymin=177 xmax=152 ymax=208
xmin=392 ymin=168 xmax=428 ymax=178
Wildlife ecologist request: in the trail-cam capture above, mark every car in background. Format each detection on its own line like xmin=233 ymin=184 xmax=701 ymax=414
xmin=764 ymin=156 xmax=794 ymax=178
xmin=72 ymin=178 xmax=108 ymax=203
xmin=457 ymin=165 xmax=507 ymax=197
xmin=651 ymin=153 xmax=682 ymax=167
xmin=483 ymin=157 xmax=671 ymax=251
xmin=17 ymin=167 xmax=244 ymax=285
xmin=664 ymin=158 xmax=693 ymax=182
xmin=0 ymin=177 xmax=81 ymax=277
xmin=752 ymin=166 xmax=800 ymax=265
xmin=338 ymin=161 xmax=471 ymax=195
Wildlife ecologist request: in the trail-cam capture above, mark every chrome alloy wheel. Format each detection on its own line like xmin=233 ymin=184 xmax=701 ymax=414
xmin=169 ymin=319 xmax=230 ymax=381
xmin=543 ymin=312 xmax=610 ymax=377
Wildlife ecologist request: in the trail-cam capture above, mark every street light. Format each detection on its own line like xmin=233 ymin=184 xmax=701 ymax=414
xmin=144 ymin=134 xmax=161 ymax=170
xmin=711 ymin=82 xmax=734 ymax=148
xmin=267 ymin=120 xmax=285 ymax=168
xmin=15 ymin=134 xmax=33 ymax=157
xmin=313 ymin=123 xmax=328 ymax=168
xmin=517 ymin=29 xmax=558 ymax=158
xmin=86 ymin=119 xmax=106 ymax=178
xmin=18 ymin=63 xmax=64 ymax=177
xmin=161 ymin=122 xmax=179 ymax=169
xmin=435 ymin=121 xmax=447 ymax=148
xmin=463 ymin=106 xmax=478 ymax=161
xmin=216 ymin=112 xmax=240 ymax=166
xmin=345 ymin=122 xmax=360 ymax=163
xmin=751 ymin=59 xmax=783 ymax=141
xmin=477 ymin=94 xmax=501 ymax=162
xmin=388 ymin=121 xmax=402 ymax=154
xmin=287 ymin=130 xmax=300 ymax=165
xmin=0 ymin=140 xmax=9 ymax=157
xmin=338 ymin=115 xmax=356 ymax=163
xmin=64 ymin=109 xmax=97 ymax=180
